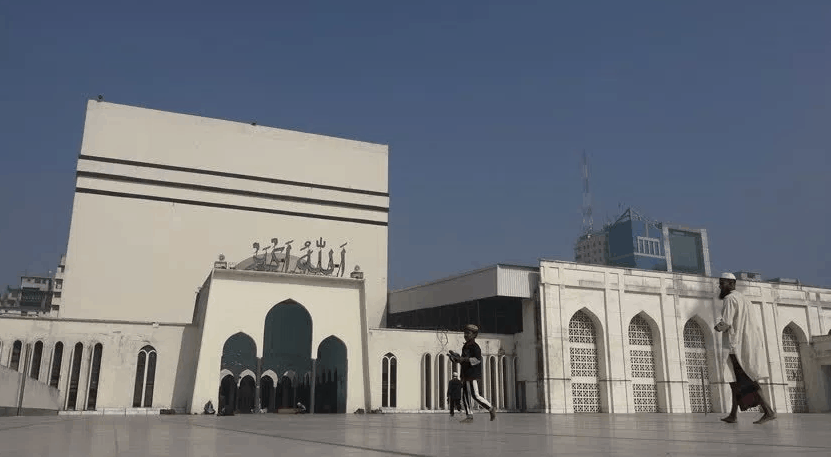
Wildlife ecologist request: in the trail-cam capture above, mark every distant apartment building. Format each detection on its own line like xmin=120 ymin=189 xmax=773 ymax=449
xmin=51 ymin=255 xmax=66 ymax=314
xmin=0 ymin=255 xmax=65 ymax=316
xmin=574 ymin=207 xmax=712 ymax=277
xmin=574 ymin=232 xmax=608 ymax=265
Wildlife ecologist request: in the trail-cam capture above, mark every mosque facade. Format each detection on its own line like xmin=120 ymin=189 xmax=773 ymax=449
xmin=1 ymin=101 xmax=830 ymax=416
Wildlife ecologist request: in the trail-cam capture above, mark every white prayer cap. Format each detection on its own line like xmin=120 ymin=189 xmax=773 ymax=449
xmin=720 ymin=272 xmax=736 ymax=280
xmin=452 ymin=372 xmax=459 ymax=378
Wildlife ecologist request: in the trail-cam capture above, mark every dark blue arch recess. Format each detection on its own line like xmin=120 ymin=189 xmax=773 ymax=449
xmin=263 ymin=300 xmax=313 ymax=410
xmin=221 ymin=332 xmax=258 ymax=377
xmin=315 ymin=336 xmax=348 ymax=413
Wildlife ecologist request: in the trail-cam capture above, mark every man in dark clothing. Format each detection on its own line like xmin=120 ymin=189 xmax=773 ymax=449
xmin=449 ymin=324 xmax=496 ymax=423
xmin=447 ymin=372 xmax=463 ymax=416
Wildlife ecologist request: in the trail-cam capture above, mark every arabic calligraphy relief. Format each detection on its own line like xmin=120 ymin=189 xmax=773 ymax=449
xmin=243 ymin=237 xmax=349 ymax=277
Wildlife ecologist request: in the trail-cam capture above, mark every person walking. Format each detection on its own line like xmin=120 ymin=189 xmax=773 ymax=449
xmin=447 ymin=372 xmax=463 ymax=417
xmin=449 ymin=324 xmax=496 ymax=423
xmin=714 ymin=272 xmax=776 ymax=424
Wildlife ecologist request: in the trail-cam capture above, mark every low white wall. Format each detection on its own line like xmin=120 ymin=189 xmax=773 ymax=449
xmin=0 ymin=365 xmax=61 ymax=412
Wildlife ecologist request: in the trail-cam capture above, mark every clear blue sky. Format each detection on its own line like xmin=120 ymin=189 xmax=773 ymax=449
xmin=1 ymin=1 xmax=829 ymax=290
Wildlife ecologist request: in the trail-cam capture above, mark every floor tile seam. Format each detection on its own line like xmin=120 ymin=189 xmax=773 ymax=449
xmin=0 ymin=417 xmax=82 ymax=433
xmin=358 ymin=423 xmax=831 ymax=450
xmin=172 ymin=418 xmax=820 ymax=445
xmin=182 ymin=421 xmax=434 ymax=457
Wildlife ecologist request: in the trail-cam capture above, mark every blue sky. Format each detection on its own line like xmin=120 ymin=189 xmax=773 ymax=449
xmin=1 ymin=1 xmax=829 ymax=290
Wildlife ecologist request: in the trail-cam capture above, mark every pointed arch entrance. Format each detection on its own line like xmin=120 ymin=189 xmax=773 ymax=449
xmin=783 ymin=325 xmax=808 ymax=413
xmin=219 ymin=374 xmax=237 ymax=415
xmin=276 ymin=371 xmax=298 ymax=410
xmin=260 ymin=375 xmax=275 ymax=411
xmin=683 ymin=318 xmax=713 ymax=412
xmin=569 ymin=310 xmax=602 ymax=413
xmin=238 ymin=375 xmax=257 ymax=413
xmin=220 ymin=332 xmax=257 ymax=414
xmin=629 ymin=314 xmax=659 ymax=412
xmin=315 ymin=336 xmax=347 ymax=413
xmin=263 ymin=300 xmax=313 ymax=412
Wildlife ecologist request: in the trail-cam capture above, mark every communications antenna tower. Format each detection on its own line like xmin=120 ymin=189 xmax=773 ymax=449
xmin=581 ymin=150 xmax=594 ymax=236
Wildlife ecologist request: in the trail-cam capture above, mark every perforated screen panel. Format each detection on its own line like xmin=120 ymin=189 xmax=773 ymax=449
xmin=683 ymin=320 xmax=712 ymax=413
xmin=569 ymin=311 xmax=600 ymax=413
xmin=782 ymin=327 xmax=807 ymax=413
xmin=569 ymin=311 xmax=597 ymax=344
xmin=572 ymin=382 xmax=600 ymax=413
xmin=629 ymin=315 xmax=657 ymax=412
xmin=633 ymin=384 xmax=658 ymax=412
xmin=629 ymin=315 xmax=654 ymax=346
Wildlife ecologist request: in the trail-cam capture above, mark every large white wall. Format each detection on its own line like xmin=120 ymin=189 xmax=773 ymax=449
xmin=536 ymin=260 xmax=831 ymax=414
xmin=189 ymin=269 xmax=369 ymax=415
xmin=61 ymin=101 xmax=389 ymax=329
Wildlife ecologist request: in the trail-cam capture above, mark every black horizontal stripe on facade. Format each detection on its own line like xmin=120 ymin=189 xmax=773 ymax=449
xmin=78 ymin=154 xmax=389 ymax=197
xmin=75 ymin=187 xmax=389 ymax=227
xmin=76 ymin=171 xmax=389 ymax=213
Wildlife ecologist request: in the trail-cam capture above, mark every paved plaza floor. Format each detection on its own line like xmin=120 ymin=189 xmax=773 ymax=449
xmin=1 ymin=412 xmax=830 ymax=457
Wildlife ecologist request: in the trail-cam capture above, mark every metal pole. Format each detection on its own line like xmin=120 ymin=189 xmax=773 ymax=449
xmin=701 ymin=366 xmax=707 ymax=415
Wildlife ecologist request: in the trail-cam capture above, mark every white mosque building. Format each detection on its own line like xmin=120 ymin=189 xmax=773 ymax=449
xmin=1 ymin=101 xmax=830 ymax=416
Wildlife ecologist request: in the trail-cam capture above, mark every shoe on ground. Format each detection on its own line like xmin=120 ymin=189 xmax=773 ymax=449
xmin=720 ymin=416 xmax=737 ymax=423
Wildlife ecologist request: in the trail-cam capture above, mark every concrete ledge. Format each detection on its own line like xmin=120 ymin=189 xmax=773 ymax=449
xmin=0 ymin=407 xmax=59 ymax=417
xmin=59 ymin=408 xmax=163 ymax=416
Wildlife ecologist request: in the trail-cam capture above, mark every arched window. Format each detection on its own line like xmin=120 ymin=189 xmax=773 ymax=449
xmin=422 ymin=353 xmax=432 ymax=409
xmin=683 ymin=320 xmax=712 ymax=412
xmin=30 ymin=341 xmax=44 ymax=380
xmin=49 ymin=342 xmax=63 ymax=388
xmin=629 ymin=315 xmax=658 ymax=412
xmin=381 ymin=353 xmax=397 ymax=408
xmin=66 ymin=343 xmax=84 ymax=409
xmin=86 ymin=343 xmax=103 ymax=410
xmin=437 ymin=354 xmax=446 ymax=409
xmin=133 ymin=346 xmax=157 ymax=407
xmin=10 ymin=340 xmax=22 ymax=371
xmin=570 ymin=311 xmax=600 ymax=413
xmin=782 ymin=326 xmax=807 ymax=413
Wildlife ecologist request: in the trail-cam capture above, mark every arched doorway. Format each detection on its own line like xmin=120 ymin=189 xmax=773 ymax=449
xmin=315 ymin=336 xmax=347 ymax=413
xmin=263 ymin=300 xmax=313 ymax=411
xmin=569 ymin=310 xmax=602 ymax=413
xmin=783 ymin=325 xmax=808 ymax=413
xmin=276 ymin=372 xmax=297 ymax=410
xmin=629 ymin=314 xmax=659 ymax=412
xmin=683 ymin=319 xmax=713 ymax=413
xmin=220 ymin=332 xmax=257 ymax=414
xmin=218 ymin=374 xmax=237 ymax=415
xmin=238 ymin=376 xmax=257 ymax=414
xmin=261 ymin=376 xmax=274 ymax=411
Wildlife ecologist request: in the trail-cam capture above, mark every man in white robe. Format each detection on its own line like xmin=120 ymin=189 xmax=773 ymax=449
xmin=714 ymin=272 xmax=776 ymax=424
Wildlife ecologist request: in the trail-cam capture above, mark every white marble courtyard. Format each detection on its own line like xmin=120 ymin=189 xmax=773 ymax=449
xmin=1 ymin=412 xmax=829 ymax=457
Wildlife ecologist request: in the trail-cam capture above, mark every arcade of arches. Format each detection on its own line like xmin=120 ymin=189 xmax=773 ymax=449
xmin=558 ymin=309 xmax=811 ymax=414
xmin=217 ymin=300 xmax=348 ymax=414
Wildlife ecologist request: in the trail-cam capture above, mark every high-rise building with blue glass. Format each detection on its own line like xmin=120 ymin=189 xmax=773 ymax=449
xmin=575 ymin=208 xmax=712 ymax=276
